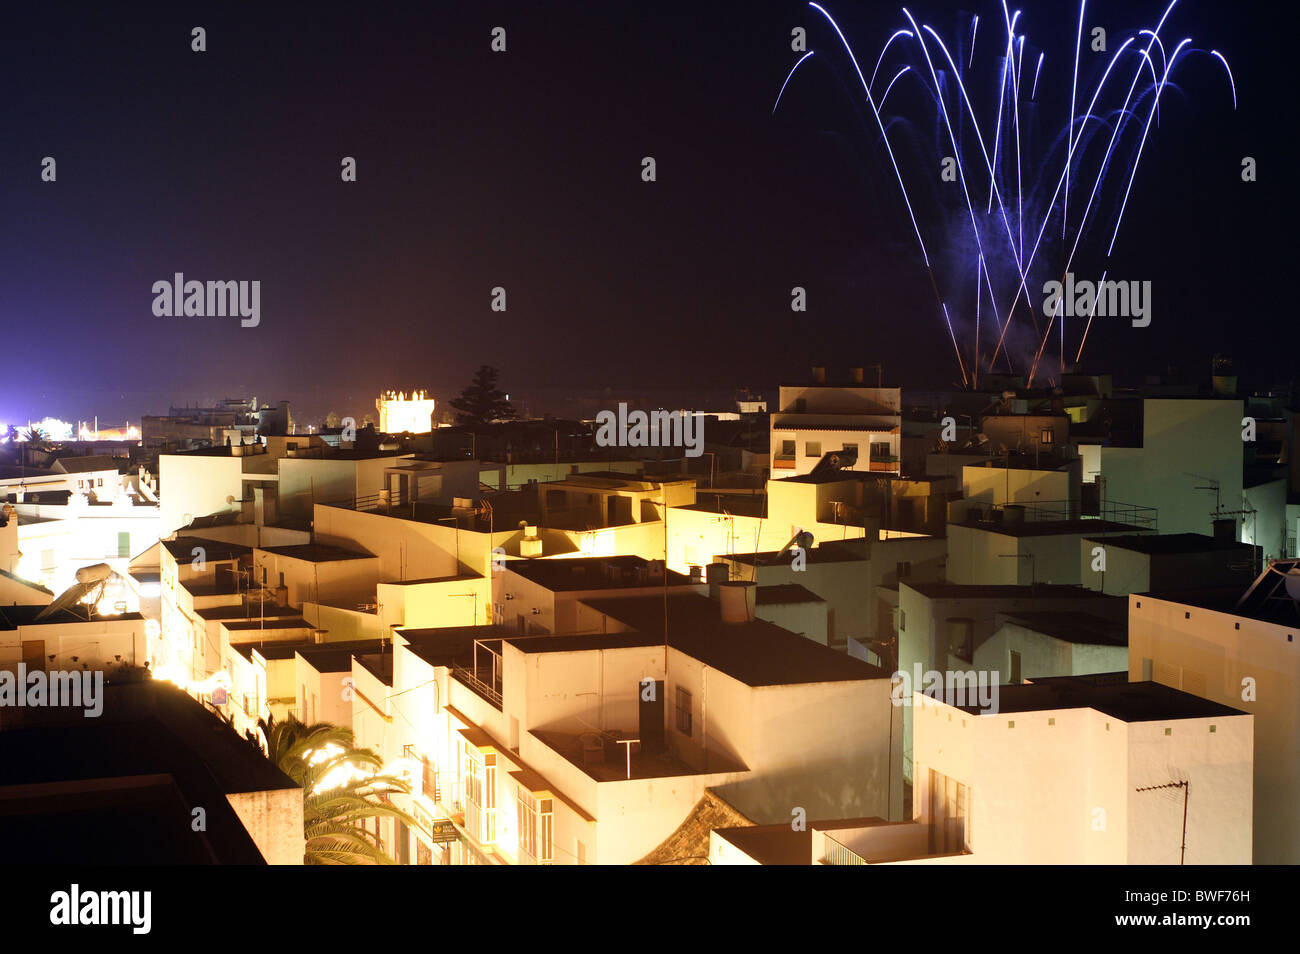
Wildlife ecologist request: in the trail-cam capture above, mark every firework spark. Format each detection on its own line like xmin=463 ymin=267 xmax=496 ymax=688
xmin=779 ymin=1 xmax=1237 ymax=388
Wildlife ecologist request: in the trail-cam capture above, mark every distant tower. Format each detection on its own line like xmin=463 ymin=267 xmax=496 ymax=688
xmin=376 ymin=390 xmax=437 ymax=434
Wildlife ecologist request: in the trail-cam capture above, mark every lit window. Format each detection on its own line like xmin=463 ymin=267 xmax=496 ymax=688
xmin=517 ymin=789 xmax=537 ymax=861
xmin=483 ymin=753 xmax=497 ymax=844
xmin=540 ymin=799 xmax=554 ymax=864
xmin=1040 ymin=428 xmax=1054 ymax=444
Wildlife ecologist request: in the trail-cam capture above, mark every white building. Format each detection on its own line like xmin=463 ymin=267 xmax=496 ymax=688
xmin=911 ymin=674 xmax=1252 ymax=864
xmin=770 ymin=371 xmax=902 ymax=477
xmin=1127 ymin=561 xmax=1300 ymax=863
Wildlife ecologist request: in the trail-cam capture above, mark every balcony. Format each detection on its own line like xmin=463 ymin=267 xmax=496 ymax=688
xmin=773 ymin=455 xmax=797 ymax=470
xmin=452 ymin=666 xmax=503 ymax=708
xmin=868 ymin=456 xmax=900 ymax=472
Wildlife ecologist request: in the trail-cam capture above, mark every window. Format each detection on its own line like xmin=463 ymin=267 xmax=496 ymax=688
xmin=517 ymin=789 xmax=537 ymax=861
xmin=675 ymin=686 xmax=692 ymax=736
xmin=841 ymin=442 xmax=858 ymax=458
xmin=928 ymin=768 xmax=970 ymax=854
xmin=540 ymin=799 xmax=554 ymax=864
xmin=463 ymin=743 xmax=483 ymax=836
xmin=117 ymin=531 xmax=131 ymax=558
xmin=805 ymin=441 xmax=821 ymax=458
xmin=396 ymin=819 xmax=410 ymax=865
xmin=871 ymin=441 xmax=892 ymax=459
xmin=781 ymin=440 xmax=795 ymax=456
xmin=896 ymin=560 xmax=912 ymax=579
xmin=483 ymin=754 xmax=497 ymax=844
xmin=1040 ymin=428 xmax=1054 ymax=444
xmin=97 ymin=477 xmax=104 ymax=487
xmin=422 ymin=756 xmax=438 ymax=803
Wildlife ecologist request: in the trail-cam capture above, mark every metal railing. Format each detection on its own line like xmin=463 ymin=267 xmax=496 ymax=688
xmin=452 ymin=666 xmax=503 ymax=708
xmin=971 ymin=499 xmax=1156 ymax=531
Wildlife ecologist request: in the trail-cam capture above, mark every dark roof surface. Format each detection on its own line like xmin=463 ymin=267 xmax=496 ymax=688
xmin=257 ymin=543 xmax=375 ymax=562
xmin=296 ymin=640 xmax=391 ymax=673
xmin=163 ymin=536 xmax=252 ymax=562
xmin=579 ymin=594 xmax=888 ymax=685
xmin=962 ymin=519 xmax=1143 ymax=538
xmin=999 ymin=611 xmax=1127 ymax=647
xmin=1086 ymin=532 xmax=1257 ymax=555
xmin=957 ymin=674 xmax=1246 ymax=721
xmin=903 ymin=582 xmax=1111 ymax=601
xmin=52 ymin=455 xmax=122 ymax=473
xmin=0 ymin=680 xmax=296 ymax=863
xmin=506 ymin=555 xmax=693 ymax=592
xmin=756 ymin=584 xmax=825 ymax=605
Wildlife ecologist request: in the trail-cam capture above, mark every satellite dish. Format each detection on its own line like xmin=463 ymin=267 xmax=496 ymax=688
xmin=1283 ymin=568 xmax=1300 ymax=601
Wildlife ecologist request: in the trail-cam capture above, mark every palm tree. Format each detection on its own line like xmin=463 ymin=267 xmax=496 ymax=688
xmin=258 ymin=714 xmax=419 ymax=864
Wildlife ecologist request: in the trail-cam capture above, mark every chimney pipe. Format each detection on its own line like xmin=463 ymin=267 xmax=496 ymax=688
xmin=719 ymin=580 xmax=756 ymax=624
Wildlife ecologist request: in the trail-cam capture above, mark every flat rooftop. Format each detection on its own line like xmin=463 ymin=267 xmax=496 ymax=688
xmin=195 ymin=604 xmax=298 ymax=622
xmin=962 ymin=519 xmax=1144 ymax=538
xmin=903 ymin=581 xmax=1113 ymax=601
xmin=257 ymin=543 xmax=375 ymax=562
xmin=505 ymin=555 xmax=694 ymax=592
xmin=0 ymin=680 xmax=296 ymax=863
xmin=727 ymin=544 xmax=867 ymax=567
xmin=0 ymin=606 xmax=143 ymax=629
xmin=400 ymin=625 xmax=518 ymax=668
xmin=999 ymin=611 xmax=1127 ymax=647
xmin=716 ymin=817 xmax=890 ymax=866
xmin=756 ymin=584 xmax=824 ymax=605
xmin=532 ymin=728 xmax=726 ymax=782
xmin=576 ymin=594 xmax=888 ymax=686
xmin=676 ymin=496 xmax=766 ymax=518
xmin=248 ymin=637 xmax=387 ymax=662
xmin=955 ymin=674 xmax=1246 ymax=721
xmin=297 ymin=640 xmax=393 ymax=673
xmin=1086 ymin=532 xmax=1257 ymax=555
xmin=163 ymin=536 xmax=252 ymax=562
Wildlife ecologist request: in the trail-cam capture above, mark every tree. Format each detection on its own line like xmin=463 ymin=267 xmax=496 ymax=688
xmin=258 ymin=714 xmax=418 ymax=864
xmin=450 ymin=365 xmax=516 ymax=426
xmin=325 ymin=411 xmax=341 ymax=429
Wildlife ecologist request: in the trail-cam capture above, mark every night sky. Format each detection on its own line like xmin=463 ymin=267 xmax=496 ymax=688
xmin=0 ymin=0 xmax=1292 ymax=425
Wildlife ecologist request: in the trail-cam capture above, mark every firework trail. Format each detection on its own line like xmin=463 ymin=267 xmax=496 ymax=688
xmin=775 ymin=1 xmax=1237 ymax=388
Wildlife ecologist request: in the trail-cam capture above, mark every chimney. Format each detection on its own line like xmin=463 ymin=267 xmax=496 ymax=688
xmin=811 ymin=366 xmax=826 ymax=384
xmin=706 ymin=562 xmax=729 ymax=600
xmin=849 ymin=367 xmax=864 ymax=384
xmin=1212 ymin=518 xmax=1237 ymax=544
xmin=719 ymin=580 xmax=756 ymax=624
